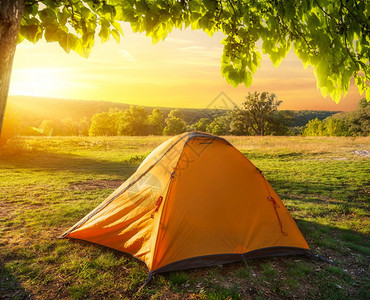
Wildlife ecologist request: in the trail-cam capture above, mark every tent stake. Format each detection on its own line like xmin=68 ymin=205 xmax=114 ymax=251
xmin=137 ymin=271 xmax=153 ymax=294
xmin=241 ymin=254 xmax=252 ymax=273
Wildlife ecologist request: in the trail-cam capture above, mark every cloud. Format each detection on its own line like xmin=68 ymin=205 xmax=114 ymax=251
xmin=158 ymin=45 xmax=222 ymax=66
xmin=164 ymin=37 xmax=195 ymax=44
xmin=179 ymin=46 xmax=207 ymax=51
xmin=178 ymin=46 xmax=222 ymax=58
xmin=119 ymin=49 xmax=136 ymax=61
xmin=160 ymin=58 xmax=220 ymax=67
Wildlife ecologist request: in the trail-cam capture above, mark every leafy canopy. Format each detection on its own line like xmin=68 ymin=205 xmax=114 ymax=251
xmin=22 ymin=0 xmax=369 ymax=102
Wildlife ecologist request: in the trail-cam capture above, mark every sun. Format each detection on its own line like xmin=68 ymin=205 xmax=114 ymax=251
xmin=9 ymin=67 xmax=68 ymax=98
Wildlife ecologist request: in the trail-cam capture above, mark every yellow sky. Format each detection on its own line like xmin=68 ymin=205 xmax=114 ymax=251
xmin=9 ymin=24 xmax=364 ymax=111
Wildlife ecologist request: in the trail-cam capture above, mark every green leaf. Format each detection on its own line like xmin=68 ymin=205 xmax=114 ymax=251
xmin=39 ymin=8 xmax=56 ymax=23
xmin=98 ymin=23 xmax=110 ymax=43
xmin=243 ymin=70 xmax=253 ymax=87
xmin=111 ymin=29 xmax=120 ymax=43
xmin=58 ymin=33 xmax=78 ymax=53
xmin=82 ymin=32 xmax=95 ymax=48
xmin=24 ymin=3 xmax=39 ymax=17
xmin=112 ymin=21 xmax=123 ymax=35
xmin=189 ymin=0 xmax=202 ymax=13
xmin=44 ymin=26 xmax=56 ymax=42
xmin=285 ymin=3 xmax=296 ymax=20
xmin=308 ymin=13 xmax=320 ymax=27
xmin=243 ymin=14 xmax=250 ymax=25
xmin=318 ymin=34 xmax=330 ymax=52
xmin=80 ymin=7 xmax=92 ymax=19
xmin=58 ymin=32 xmax=69 ymax=53
xmin=17 ymin=33 xmax=25 ymax=44
xmin=73 ymin=40 xmax=89 ymax=58
xmin=57 ymin=10 xmax=68 ymax=25
xmin=203 ymin=0 xmax=217 ymax=10
xmin=355 ymin=77 xmax=364 ymax=94
xmin=20 ymin=24 xmax=43 ymax=44
xmin=13 ymin=0 xmax=368 ymax=104
xmin=330 ymin=88 xmax=342 ymax=104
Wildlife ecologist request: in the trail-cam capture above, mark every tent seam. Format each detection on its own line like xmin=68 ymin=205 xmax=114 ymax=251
xmin=150 ymin=140 xmax=189 ymax=270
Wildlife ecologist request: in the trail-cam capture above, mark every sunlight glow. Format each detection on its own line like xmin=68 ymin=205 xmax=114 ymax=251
xmin=9 ymin=25 xmax=363 ymax=111
xmin=10 ymin=68 xmax=69 ymax=97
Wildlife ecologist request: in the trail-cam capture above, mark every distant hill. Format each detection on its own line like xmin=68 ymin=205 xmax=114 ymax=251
xmin=7 ymin=95 xmax=341 ymax=128
xmin=7 ymin=96 xmax=228 ymax=126
xmin=7 ymin=96 xmax=131 ymax=125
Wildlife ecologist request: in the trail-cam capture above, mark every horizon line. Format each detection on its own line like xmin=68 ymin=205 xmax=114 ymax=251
xmin=8 ymin=94 xmax=350 ymax=112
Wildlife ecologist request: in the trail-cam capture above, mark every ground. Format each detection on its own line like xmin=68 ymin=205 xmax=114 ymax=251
xmin=0 ymin=136 xmax=369 ymax=299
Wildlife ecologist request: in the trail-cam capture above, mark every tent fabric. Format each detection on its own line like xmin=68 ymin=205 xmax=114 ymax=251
xmin=62 ymin=132 xmax=309 ymax=273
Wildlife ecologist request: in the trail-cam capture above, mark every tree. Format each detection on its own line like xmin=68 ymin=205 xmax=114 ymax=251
xmin=236 ymin=92 xmax=284 ymax=136
xmin=1 ymin=0 xmax=123 ymax=138
xmin=193 ymin=118 xmax=212 ymax=132
xmin=163 ymin=109 xmax=187 ymax=135
xmin=228 ymin=109 xmax=250 ymax=135
xmin=266 ymin=110 xmax=294 ymax=136
xmin=1 ymin=1 xmax=24 ymax=141
xmin=118 ymin=105 xmax=148 ymax=136
xmin=39 ymin=119 xmax=55 ymax=136
xmin=331 ymin=98 xmax=369 ymax=136
xmin=303 ymin=118 xmax=325 ymax=136
xmin=229 ymin=119 xmax=248 ymax=135
xmin=207 ymin=116 xmax=230 ymax=135
xmin=324 ymin=118 xmax=348 ymax=136
xmin=1 ymin=0 xmax=369 ymax=137
xmin=60 ymin=118 xmax=79 ymax=136
xmin=78 ymin=117 xmax=90 ymax=136
xmin=147 ymin=108 xmax=164 ymax=135
xmin=89 ymin=111 xmax=118 ymax=136
xmin=347 ymin=98 xmax=370 ymax=136
xmin=0 ymin=109 xmax=21 ymax=145
xmin=303 ymin=99 xmax=369 ymax=136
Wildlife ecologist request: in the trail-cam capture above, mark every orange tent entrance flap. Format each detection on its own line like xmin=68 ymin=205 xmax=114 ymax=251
xmin=62 ymin=132 xmax=309 ymax=273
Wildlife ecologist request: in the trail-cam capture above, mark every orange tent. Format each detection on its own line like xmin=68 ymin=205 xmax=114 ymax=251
xmin=62 ymin=132 xmax=309 ymax=274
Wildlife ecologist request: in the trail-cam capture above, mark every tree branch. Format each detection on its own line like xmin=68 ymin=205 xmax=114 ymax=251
xmin=340 ymin=0 xmax=366 ymax=27
xmin=313 ymin=0 xmax=333 ymax=19
xmin=25 ymin=0 xmax=40 ymax=8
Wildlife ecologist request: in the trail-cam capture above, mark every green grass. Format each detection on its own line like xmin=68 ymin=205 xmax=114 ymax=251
xmin=168 ymin=272 xmax=192 ymax=286
xmin=0 ymin=135 xmax=369 ymax=299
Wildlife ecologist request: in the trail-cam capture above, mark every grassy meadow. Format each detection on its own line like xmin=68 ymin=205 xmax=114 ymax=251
xmin=0 ymin=135 xmax=369 ymax=299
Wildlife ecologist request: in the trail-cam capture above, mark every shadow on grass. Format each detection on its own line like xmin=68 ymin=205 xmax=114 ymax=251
xmin=0 ymin=262 xmax=31 ymax=299
xmin=0 ymin=148 xmax=139 ymax=178
xmin=296 ymin=219 xmax=369 ymax=247
xmin=269 ymin=178 xmax=369 ymax=208
xmin=241 ymin=151 xmax=330 ymax=161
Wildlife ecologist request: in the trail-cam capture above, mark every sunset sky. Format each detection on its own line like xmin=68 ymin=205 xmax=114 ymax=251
xmin=9 ymin=24 xmax=364 ymax=111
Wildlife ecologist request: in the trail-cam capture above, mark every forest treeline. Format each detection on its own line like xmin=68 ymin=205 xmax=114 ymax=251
xmin=3 ymin=95 xmax=368 ymax=139
xmin=303 ymin=98 xmax=369 ymax=136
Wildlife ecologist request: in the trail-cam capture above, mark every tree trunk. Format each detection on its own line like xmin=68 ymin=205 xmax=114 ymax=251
xmin=0 ymin=0 xmax=25 ymax=139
